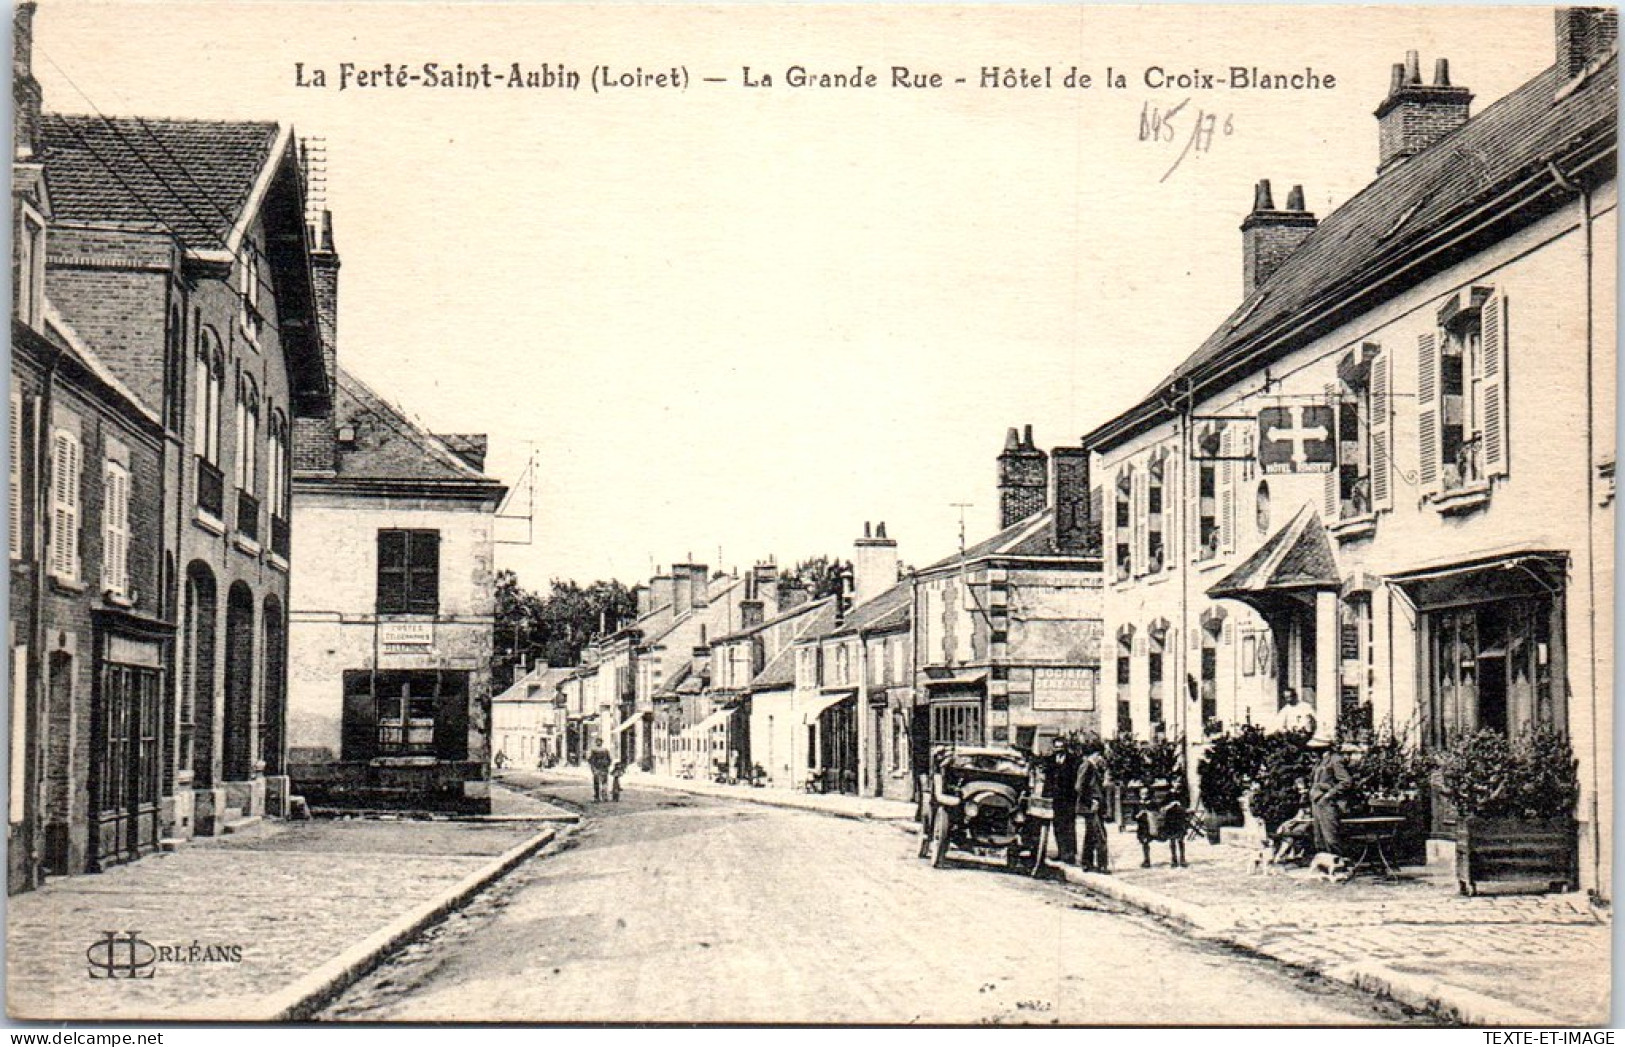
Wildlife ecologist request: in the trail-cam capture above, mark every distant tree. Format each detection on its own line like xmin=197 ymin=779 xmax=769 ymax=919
xmin=779 ymin=556 xmax=849 ymax=599
xmin=493 ymin=571 xmax=636 ymax=690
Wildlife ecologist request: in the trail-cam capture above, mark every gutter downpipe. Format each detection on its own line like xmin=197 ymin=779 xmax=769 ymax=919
xmin=1546 ymin=158 xmax=1602 ymax=899
xmin=1173 ymin=380 xmax=1197 ymax=808
xmin=30 ymin=339 xmax=60 ymax=885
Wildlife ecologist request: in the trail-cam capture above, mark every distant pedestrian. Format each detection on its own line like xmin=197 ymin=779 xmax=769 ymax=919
xmin=494 ymin=750 xmax=509 ymax=771
xmin=1041 ymin=738 xmax=1080 ymax=865
xmin=587 ymin=742 xmax=613 ymax=801
xmin=1076 ymin=744 xmax=1111 ymax=873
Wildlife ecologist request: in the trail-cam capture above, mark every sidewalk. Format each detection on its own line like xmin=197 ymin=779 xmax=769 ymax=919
xmin=542 ymin=765 xmax=918 ymax=822
xmin=6 ymin=784 xmax=562 ymax=1022
xmin=1063 ymin=827 xmax=1610 ymax=1026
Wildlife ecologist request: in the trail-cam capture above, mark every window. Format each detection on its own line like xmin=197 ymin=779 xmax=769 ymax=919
xmin=1339 ymin=593 xmax=1375 ymax=743
xmin=14 ymin=202 xmax=45 ymax=329
xmin=235 ymin=375 xmax=259 ymax=493
xmin=1326 ymin=346 xmax=1391 ymax=521
xmin=101 ymin=459 xmax=130 ymax=597
xmin=376 ymin=529 xmax=440 ymax=614
xmin=1116 ymin=626 xmax=1133 ymax=736
xmin=193 ymin=329 xmax=223 ymax=465
xmin=1114 ymin=467 xmax=1132 ymax=582
xmin=1147 ymin=451 xmax=1167 ymax=574
xmin=266 ymin=410 xmax=290 ymax=557
xmin=1426 ymin=596 xmax=1556 ymax=749
xmin=1199 ymin=613 xmax=1223 ymax=735
xmin=48 ymin=428 xmax=81 ymax=581
xmin=1147 ymin=622 xmax=1167 ymax=728
xmin=1420 ymin=288 xmax=1507 ymax=497
xmin=1194 ymin=426 xmax=1223 ymax=561
xmin=239 ymin=242 xmax=263 ymax=345
xmin=10 ymin=392 xmax=24 ymax=560
xmin=342 ymin=670 xmax=470 ymax=761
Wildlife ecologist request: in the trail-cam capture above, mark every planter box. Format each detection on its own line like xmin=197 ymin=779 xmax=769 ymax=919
xmin=1456 ymin=815 xmax=1578 ymax=896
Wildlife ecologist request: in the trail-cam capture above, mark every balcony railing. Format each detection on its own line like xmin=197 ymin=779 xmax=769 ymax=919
xmin=236 ymin=489 xmax=260 ymax=542
xmin=196 ymin=458 xmax=224 ymax=519
xmin=270 ymin=514 xmax=290 ymax=559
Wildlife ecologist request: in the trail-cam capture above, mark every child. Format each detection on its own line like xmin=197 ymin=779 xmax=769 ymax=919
xmin=610 ymin=759 xmax=625 ymax=802
xmin=1270 ymin=779 xmax=1315 ymax=866
xmin=1134 ymin=786 xmax=1190 ymax=868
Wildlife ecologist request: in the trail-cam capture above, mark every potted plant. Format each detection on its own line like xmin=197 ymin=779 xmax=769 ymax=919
xmin=1104 ymin=735 xmax=1146 ymax=828
xmin=1196 ymin=724 xmax=1270 ymax=830
xmin=1438 ymin=725 xmax=1579 ymax=895
xmin=1349 ymin=726 xmax=1432 ymax=865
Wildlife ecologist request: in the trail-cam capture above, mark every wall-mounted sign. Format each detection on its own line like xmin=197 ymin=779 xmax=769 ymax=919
xmin=380 ymin=621 xmax=434 ymax=646
xmin=1032 ymin=667 xmax=1098 ymax=711
xmin=1258 ymin=405 xmax=1335 ymax=473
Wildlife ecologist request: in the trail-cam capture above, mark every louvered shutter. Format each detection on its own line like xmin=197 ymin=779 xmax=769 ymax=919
xmin=102 ymin=463 xmax=130 ymax=596
xmin=1135 ymin=467 xmax=1149 ymax=576
xmin=1481 ymin=292 xmax=1508 ymax=478
xmin=1417 ymin=331 xmax=1440 ymax=495
xmin=9 ymin=393 xmax=21 ymax=560
xmin=407 ymin=530 xmax=441 ymax=614
xmin=1187 ymin=436 xmax=1200 ymax=562
xmin=377 ymin=530 xmax=407 ymax=613
xmin=1323 ymin=384 xmax=1341 ymax=521
xmin=1164 ymin=456 xmax=1179 ymax=571
xmin=1370 ymin=352 xmax=1392 ymax=511
xmin=1220 ymin=427 xmax=1235 ymax=554
xmin=50 ymin=431 xmax=80 ymax=579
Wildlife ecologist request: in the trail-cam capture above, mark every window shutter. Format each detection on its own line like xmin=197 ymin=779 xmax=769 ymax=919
xmin=1370 ymin=352 xmax=1392 ymax=511
xmin=50 ymin=431 xmax=80 ymax=579
xmin=9 ymin=393 xmax=21 ymax=560
xmin=408 ymin=530 xmax=441 ymax=614
xmin=1417 ymin=331 xmax=1440 ymax=495
xmin=1220 ymin=428 xmax=1235 ymax=554
xmin=1323 ymin=384 xmax=1340 ymax=521
xmin=434 ymin=672 xmax=470 ymax=761
xmin=1481 ymin=292 xmax=1508 ymax=478
xmin=1164 ymin=456 xmax=1179 ymax=571
xmin=377 ymin=530 xmax=407 ymax=613
xmin=341 ymin=671 xmax=379 ymax=761
xmin=1133 ymin=467 xmax=1148 ymax=576
xmin=1186 ymin=437 xmax=1200 ymax=563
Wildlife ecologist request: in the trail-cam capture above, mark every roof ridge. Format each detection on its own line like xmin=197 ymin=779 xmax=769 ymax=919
xmin=337 ymin=366 xmax=496 ymax=482
xmin=45 ymin=111 xmax=281 ymax=130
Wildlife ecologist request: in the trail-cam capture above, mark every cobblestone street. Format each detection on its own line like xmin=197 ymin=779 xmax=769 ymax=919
xmin=5 ymin=788 xmax=565 ymax=1021
xmin=321 ymin=774 xmax=1426 ymax=1025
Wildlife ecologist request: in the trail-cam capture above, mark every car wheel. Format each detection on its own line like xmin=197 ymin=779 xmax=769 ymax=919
xmin=930 ymin=811 xmax=951 ymax=869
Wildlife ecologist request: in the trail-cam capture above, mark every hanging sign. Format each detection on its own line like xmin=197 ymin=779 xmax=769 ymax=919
xmin=1258 ymin=405 xmax=1335 ymax=473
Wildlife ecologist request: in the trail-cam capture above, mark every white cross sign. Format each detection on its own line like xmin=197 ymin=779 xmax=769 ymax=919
xmin=1258 ymin=405 xmax=1335 ymax=473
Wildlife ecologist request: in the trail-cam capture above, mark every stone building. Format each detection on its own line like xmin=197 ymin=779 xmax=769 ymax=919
xmin=286 ymin=215 xmax=505 ymax=811
xmin=1084 ymin=13 xmax=1616 ymax=895
xmin=492 ymin=664 xmax=571 ymax=769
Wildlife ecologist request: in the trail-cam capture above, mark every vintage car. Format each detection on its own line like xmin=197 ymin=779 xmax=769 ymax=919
xmin=918 ymin=746 xmax=1052 ymax=875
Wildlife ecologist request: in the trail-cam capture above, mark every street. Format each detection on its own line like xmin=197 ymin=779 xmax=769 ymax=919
xmin=321 ymin=774 xmax=1427 ymax=1024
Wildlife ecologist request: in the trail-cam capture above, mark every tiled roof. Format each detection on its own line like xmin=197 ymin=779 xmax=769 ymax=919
xmin=711 ymin=595 xmax=835 ymax=645
xmin=751 ymin=601 xmax=838 ymax=690
xmin=333 ymin=368 xmax=503 ymax=487
xmin=494 ymin=665 xmax=573 ymax=704
xmin=40 ymin=113 xmax=280 ymax=251
xmin=919 ymin=509 xmax=1058 ymax=573
xmin=828 ymin=579 xmax=912 ymax=638
xmin=1087 ymin=55 xmax=1619 ymax=450
xmin=1208 ymin=505 xmax=1339 ymax=599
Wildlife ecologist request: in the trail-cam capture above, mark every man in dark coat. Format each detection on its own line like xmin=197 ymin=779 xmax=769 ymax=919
xmin=1308 ymin=736 xmax=1353 ymax=855
xmin=1076 ymin=745 xmax=1111 ymax=872
xmin=1041 ymin=738 xmax=1080 ymax=865
xmin=587 ymin=742 xmax=613 ymax=802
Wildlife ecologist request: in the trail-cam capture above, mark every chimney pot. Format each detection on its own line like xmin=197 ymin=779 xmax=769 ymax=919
xmin=876 ymin=521 xmax=887 ymax=540
xmin=864 ymin=521 xmax=872 ymax=538
xmin=1388 ymin=62 xmax=1406 ymax=95
xmin=1285 ymin=184 xmax=1305 ymax=211
xmin=1374 ymin=51 xmax=1473 ymax=174
xmin=1004 ymin=427 xmax=1020 ymax=451
xmin=1252 ymin=179 xmax=1276 ymax=212
xmin=1433 ymin=57 xmax=1451 ymax=87
xmin=1405 ymin=49 xmax=1422 ymax=84
xmin=1022 ymin=424 xmax=1034 ymax=449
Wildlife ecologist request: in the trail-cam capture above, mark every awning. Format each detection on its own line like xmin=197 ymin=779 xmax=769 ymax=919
xmin=922 ymin=669 xmax=988 ymax=690
xmin=613 ymin=712 xmax=645 ymax=735
xmin=693 ymin=708 xmax=732 ymax=734
xmin=1387 ymin=551 xmax=1566 ymax=611
xmin=801 ymin=689 xmax=856 ymax=725
xmin=1207 ymin=504 xmax=1339 ymax=611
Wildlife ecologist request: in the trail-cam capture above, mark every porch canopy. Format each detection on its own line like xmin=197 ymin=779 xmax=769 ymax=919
xmin=1207 ymin=504 xmax=1339 ymax=613
xmin=802 ymin=688 xmax=856 ymax=725
xmin=1385 ymin=549 xmax=1567 ymax=610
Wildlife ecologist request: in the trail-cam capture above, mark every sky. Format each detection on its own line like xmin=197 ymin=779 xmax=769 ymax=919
xmin=31 ymin=2 xmax=1559 ymax=588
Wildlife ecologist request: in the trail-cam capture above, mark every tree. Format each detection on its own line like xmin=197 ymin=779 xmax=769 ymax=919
xmin=493 ymin=571 xmax=637 ymax=689
xmin=779 ymin=556 xmax=849 ymax=600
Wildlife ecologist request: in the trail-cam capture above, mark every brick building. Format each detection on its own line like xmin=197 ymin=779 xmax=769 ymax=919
xmin=1085 ymin=13 xmax=1616 ymax=895
xmin=38 ymin=105 xmax=331 ymax=838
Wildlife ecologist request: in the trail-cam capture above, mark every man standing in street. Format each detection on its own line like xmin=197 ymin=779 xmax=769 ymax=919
xmin=1041 ymin=738 xmax=1079 ymax=865
xmin=1077 ymin=742 xmax=1111 ymax=873
xmin=587 ymin=741 xmax=613 ymax=802
xmin=1308 ymin=735 xmax=1352 ymax=856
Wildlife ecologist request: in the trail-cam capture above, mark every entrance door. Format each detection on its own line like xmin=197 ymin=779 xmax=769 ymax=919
xmin=90 ymin=662 xmax=162 ymax=870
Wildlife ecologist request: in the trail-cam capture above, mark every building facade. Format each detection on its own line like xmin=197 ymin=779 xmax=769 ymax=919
xmin=1085 ymin=17 xmax=1616 ymax=894
xmin=492 ymin=664 xmax=570 ymax=769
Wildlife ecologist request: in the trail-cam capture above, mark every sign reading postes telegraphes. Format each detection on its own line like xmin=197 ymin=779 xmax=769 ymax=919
xmin=380 ymin=621 xmax=434 ymax=646
xmin=1257 ymin=405 xmax=1336 ymax=473
xmin=1031 ymin=667 xmax=1098 ymax=711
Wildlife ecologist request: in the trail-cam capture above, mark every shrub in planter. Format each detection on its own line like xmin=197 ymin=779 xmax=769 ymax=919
xmin=1141 ymin=738 xmax=1182 ymax=785
xmin=1196 ymin=724 xmax=1270 ymax=821
xmin=1248 ymin=737 xmax=1316 ymax=837
xmin=1439 ymin=725 xmax=1580 ymax=894
xmin=1103 ymin=735 xmax=1145 ymax=787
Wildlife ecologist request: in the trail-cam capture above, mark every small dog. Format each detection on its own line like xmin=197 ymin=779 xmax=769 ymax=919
xmin=1250 ymin=839 xmax=1286 ymax=876
xmin=1308 ymin=851 xmax=1354 ymax=883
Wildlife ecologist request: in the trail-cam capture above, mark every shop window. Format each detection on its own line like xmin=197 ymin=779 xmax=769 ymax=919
xmin=1426 ymin=596 xmax=1557 ymax=749
xmin=342 ymin=670 xmax=469 ymax=761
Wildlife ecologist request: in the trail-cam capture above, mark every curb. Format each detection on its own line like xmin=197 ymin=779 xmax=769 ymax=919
xmin=1060 ymin=866 xmax=1570 ymax=1026
xmin=249 ymin=824 xmax=561 ymax=1021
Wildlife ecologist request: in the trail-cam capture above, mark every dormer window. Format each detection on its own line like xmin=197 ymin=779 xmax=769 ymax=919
xmin=14 ymin=200 xmax=45 ymax=330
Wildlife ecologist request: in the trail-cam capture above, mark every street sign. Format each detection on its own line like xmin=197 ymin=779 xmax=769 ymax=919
xmin=1258 ymin=405 xmax=1335 ymax=473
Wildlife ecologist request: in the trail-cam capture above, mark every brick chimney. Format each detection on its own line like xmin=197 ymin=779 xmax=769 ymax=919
xmin=650 ymin=574 xmax=675 ymax=613
xmin=633 ymin=584 xmax=651 ymax=619
xmin=853 ymin=521 xmax=899 ymax=608
xmin=753 ymin=560 xmax=779 ymax=620
xmin=1557 ymin=7 xmax=1618 ymax=78
xmin=998 ymin=425 xmax=1049 ymax=529
xmin=1051 ymin=448 xmax=1093 ymax=555
xmin=13 ymin=3 xmax=40 ymax=161
xmin=293 ymin=200 xmax=341 ymax=476
xmin=1241 ymin=180 xmax=1318 ymax=292
xmin=1374 ymin=51 xmax=1472 ymax=175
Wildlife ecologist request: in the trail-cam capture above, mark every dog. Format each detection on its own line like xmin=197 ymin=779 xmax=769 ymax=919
xmin=1250 ymin=839 xmax=1288 ymax=876
xmin=1308 ymin=851 xmax=1354 ymax=883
